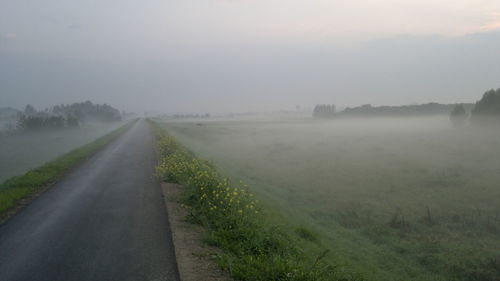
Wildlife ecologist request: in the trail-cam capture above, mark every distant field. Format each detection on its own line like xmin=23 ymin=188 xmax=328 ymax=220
xmin=0 ymin=122 xmax=125 ymax=182
xmin=157 ymin=116 xmax=500 ymax=281
xmin=0 ymin=120 xmax=14 ymax=132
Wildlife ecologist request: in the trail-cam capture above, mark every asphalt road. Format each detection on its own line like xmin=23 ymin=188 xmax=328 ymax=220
xmin=0 ymin=120 xmax=180 ymax=281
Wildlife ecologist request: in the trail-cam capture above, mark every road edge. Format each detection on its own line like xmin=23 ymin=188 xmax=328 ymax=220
xmin=0 ymin=120 xmax=137 ymax=225
xmin=161 ymin=182 xmax=230 ymax=281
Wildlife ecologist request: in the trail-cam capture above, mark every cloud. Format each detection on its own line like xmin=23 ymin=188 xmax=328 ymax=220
xmin=476 ymin=11 xmax=500 ymax=32
xmin=67 ymin=23 xmax=81 ymax=30
xmin=479 ymin=20 xmax=500 ymax=32
xmin=0 ymin=33 xmax=17 ymax=47
xmin=0 ymin=33 xmax=17 ymax=40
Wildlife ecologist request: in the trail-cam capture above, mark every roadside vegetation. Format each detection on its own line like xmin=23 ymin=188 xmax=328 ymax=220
xmin=0 ymin=120 xmax=136 ymax=217
xmin=0 ymin=122 xmax=128 ymax=182
xmin=151 ymin=121 xmax=359 ymax=281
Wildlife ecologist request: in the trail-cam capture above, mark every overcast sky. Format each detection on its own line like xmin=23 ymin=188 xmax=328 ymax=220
xmin=1 ymin=0 xmax=500 ymax=113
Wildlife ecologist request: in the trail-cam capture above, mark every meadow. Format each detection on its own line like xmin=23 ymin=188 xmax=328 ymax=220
xmin=156 ymin=116 xmax=500 ymax=281
xmin=0 ymin=121 xmax=134 ymax=216
xmin=152 ymin=121 xmax=346 ymax=281
xmin=0 ymin=122 xmax=126 ymax=182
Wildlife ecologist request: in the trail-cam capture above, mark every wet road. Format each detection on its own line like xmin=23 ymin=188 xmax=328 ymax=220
xmin=0 ymin=120 xmax=179 ymax=281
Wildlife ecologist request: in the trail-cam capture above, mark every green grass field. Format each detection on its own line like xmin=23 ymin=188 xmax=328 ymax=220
xmin=156 ymin=116 xmax=500 ymax=281
xmin=0 ymin=120 xmax=135 ymax=217
xmin=0 ymin=121 xmax=127 ymax=182
xmin=152 ymin=121 xmax=349 ymax=281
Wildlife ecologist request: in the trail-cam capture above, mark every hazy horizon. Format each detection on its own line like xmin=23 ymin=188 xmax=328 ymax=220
xmin=2 ymin=2 xmax=500 ymax=278
xmin=1 ymin=0 xmax=500 ymax=114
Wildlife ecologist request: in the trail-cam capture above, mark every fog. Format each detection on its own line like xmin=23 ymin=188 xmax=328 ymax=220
xmin=159 ymin=115 xmax=500 ymax=213
xmin=2 ymin=1 xmax=500 ymax=278
xmin=0 ymin=121 xmax=125 ymax=182
xmin=1 ymin=1 xmax=500 ymax=113
xmin=157 ymin=116 xmax=500 ymax=280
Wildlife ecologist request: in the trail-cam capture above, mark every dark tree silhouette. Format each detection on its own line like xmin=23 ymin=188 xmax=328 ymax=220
xmin=313 ymin=104 xmax=336 ymax=118
xmin=24 ymin=104 xmax=37 ymax=116
xmin=16 ymin=101 xmax=120 ymax=132
xmin=66 ymin=114 xmax=80 ymax=128
xmin=471 ymin=88 xmax=500 ymax=125
xmin=340 ymin=103 xmax=474 ymax=117
xmin=51 ymin=101 xmax=122 ymax=122
xmin=450 ymin=104 xmax=466 ymax=127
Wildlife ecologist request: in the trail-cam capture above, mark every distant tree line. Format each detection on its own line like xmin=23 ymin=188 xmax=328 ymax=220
xmin=449 ymin=88 xmax=500 ymax=127
xmin=311 ymin=103 xmax=475 ymax=119
xmin=312 ymin=88 xmax=500 ymax=128
xmin=469 ymin=88 xmax=500 ymax=125
xmin=449 ymin=104 xmax=466 ymax=127
xmin=313 ymin=104 xmax=336 ymax=118
xmin=50 ymin=101 xmax=122 ymax=122
xmin=161 ymin=113 xmax=211 ymax=119
xmin=17 ymin=114 xmax=79 ymax=131
xmin=340 ymin=103 xmax=474 ymax=117
xmin=16 ymin=101 xmax=122 ymax=131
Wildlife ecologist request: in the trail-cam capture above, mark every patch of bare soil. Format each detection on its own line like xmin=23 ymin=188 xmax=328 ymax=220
xmin=161 ymin=182 xmax=231 ymax=281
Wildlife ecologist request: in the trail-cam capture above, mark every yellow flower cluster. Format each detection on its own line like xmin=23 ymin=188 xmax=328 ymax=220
xmin=155 ymin=134 xmax=260 ymax=227
xmin=199 ymin=182 xmax=259 ymax=217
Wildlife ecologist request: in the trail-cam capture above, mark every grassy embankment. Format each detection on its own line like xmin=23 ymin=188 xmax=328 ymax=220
xmin=150 ymin=120 xmax=359 ymax=281
xmin=0 ymin=121 xmax=129 ymax=182
xmin=0 ymin=120 xmax=136 ymax=216
xmin=156 ymin=118 xmax=500 ymax=281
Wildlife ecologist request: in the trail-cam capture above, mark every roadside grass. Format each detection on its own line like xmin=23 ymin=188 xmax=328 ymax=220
xmin=0 ymin=120 xmax=136 ymax=216
xmin=150 ymin=121 xmax=360 ymax=281
xmin=0 ymin=121 xmax=128 ymax=183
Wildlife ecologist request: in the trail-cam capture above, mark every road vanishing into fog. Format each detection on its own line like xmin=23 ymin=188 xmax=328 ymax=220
xmin=0 ymin=120 xmax=179 ymax=281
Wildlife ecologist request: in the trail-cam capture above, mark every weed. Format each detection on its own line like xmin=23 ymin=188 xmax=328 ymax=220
xmin=296 ymin=226 xmax=320 ymax=243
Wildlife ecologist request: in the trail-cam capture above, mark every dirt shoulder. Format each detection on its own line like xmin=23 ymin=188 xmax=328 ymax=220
xmin=161 ymin=182 xmax=230 ymax=281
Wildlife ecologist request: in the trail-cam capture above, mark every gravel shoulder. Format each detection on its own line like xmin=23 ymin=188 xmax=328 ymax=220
xmin=161 ymin=182 xmax=230 ymax=281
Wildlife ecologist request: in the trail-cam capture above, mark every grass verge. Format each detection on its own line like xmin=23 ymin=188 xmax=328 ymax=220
xmin=0 ymin=120 xmax=136 ymax=217
xmin=150 ymin=120 xmax=360 ymax=281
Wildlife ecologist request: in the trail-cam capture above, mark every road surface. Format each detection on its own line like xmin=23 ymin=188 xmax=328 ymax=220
xmin=0 ymin=120 xmax=179 ymax=281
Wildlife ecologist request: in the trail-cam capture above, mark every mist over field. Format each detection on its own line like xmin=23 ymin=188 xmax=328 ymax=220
xmin=157 ymin=116 xmax=500 ymax=280
xmin=0 ymin=122 xmax=125 ymax=182
xmin=2 ymin=0 xmax=500 ymax=280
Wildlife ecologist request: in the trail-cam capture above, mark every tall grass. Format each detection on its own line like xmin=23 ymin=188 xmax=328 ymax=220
xmin=151 ymin=121 xmax=359 ymax=281
xmin=0 ymin=120 xmax=136 ymax=216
